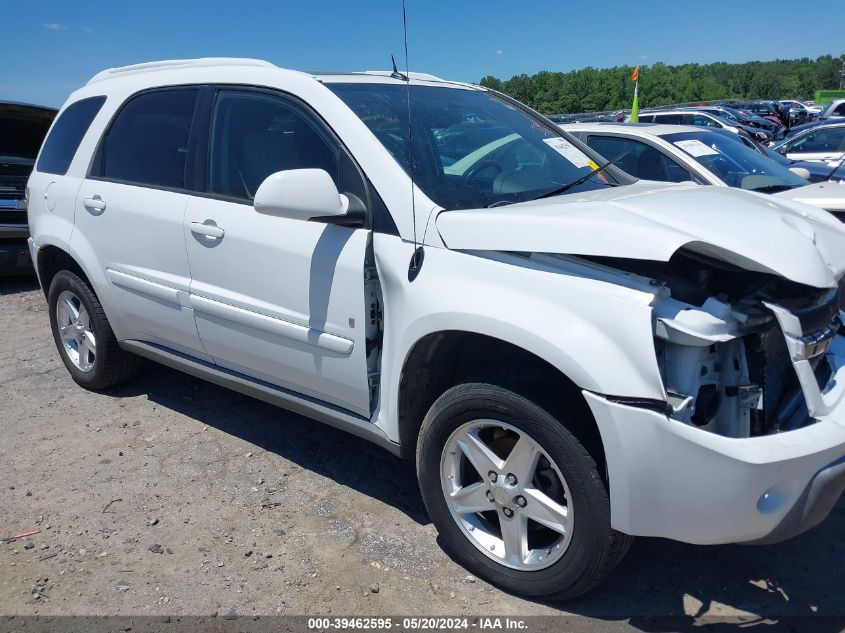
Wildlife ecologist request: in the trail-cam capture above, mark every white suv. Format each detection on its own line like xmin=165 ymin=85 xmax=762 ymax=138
xmin=27 ymin=58 xmax=845 ymax=599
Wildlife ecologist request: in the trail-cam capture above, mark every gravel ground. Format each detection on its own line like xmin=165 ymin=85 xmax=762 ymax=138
xmin=2 ymin=276 xmax=845 ymax=630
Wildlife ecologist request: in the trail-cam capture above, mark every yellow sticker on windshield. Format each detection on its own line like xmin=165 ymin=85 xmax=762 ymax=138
xmin=587 ymin=160 xmax=600 ymax=170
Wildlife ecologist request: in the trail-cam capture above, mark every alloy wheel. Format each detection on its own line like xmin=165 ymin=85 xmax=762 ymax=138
xmin=56 ymin=290 xmax=96 ymax=373
xmin=440 ymin=419 xmax=574 ymax=571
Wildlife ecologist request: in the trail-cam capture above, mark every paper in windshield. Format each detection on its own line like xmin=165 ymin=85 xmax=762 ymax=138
xmin=543 ymin=137 xmax=591 ymax=168
xmin=674 ymin=139 xmax=719 ymax=157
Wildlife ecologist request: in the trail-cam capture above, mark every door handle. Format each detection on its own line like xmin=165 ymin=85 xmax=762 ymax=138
xmin=190 ymin=221 xmax=225 ymax=239
xmin=83 ymin=196 xmax=106 ymax=212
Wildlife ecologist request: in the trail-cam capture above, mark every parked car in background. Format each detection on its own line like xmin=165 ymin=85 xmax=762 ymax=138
xmin=636 ymin=110 xmax=771 ymax=142
xmin=780 ymin=117 xmax=839 ymax=141
xmin=728 ymin=101 xmax=784 ymax=127
xmin=683 ymin=106 xmax=778 ymax=134
xmin=26 ymin=58 xmax=845 ymax=600
xmin=562 ymin=123 xmax=843 ymax=211
xmin=780 ymin=100 xmax=818 ymax=122
xmin=0 ymin=101 xmax=57 ymax=274
xmin=771 ymin=122 xmax=845 ymax=163
xmin=778 ymin=179 xmax=845 ymax=219
xmin=817 ymin=99 xmax=845 ymax=121
xmin=755 ymin=139 xmax=843 ymax=182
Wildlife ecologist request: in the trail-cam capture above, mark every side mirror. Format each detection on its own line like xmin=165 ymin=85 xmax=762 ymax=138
xmin=789 ymin=167 xmax=811 ymax=180
xmin=253 ymin=169 xmax=350 ymax=222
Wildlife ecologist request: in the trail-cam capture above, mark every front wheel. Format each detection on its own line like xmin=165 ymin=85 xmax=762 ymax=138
xmin=416 ymin=382 xmax=631 ymax=600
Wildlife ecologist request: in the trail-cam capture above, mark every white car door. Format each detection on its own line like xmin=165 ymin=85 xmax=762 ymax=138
xmin=184 ymin=87 xmax=373 ymax=417
xmin=72 ymin=87 xmax=212 ymax=361
xmin=784 ymin=127 xmax=845 ymax=163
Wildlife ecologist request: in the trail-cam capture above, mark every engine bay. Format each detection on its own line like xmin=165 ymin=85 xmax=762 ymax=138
xmin=584 ymin=249 xmax=842 ymax=438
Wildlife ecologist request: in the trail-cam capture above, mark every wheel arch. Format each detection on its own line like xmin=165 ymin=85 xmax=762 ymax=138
xmin=396 ymin=330 xmax=606 ymax=473
xmin=35 ymin=243 xmax=92 ymax=299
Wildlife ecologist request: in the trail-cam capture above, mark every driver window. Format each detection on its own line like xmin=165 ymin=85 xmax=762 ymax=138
xmin=791 ymin=129 xmax=845 ymax=153
xmin=208 ymin=90 xmax=339 ymax=201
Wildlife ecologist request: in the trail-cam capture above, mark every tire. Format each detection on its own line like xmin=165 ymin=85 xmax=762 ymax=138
xmin=48 ymin=270 xmax=138 ymax=390
xmin=416 ymin=382 xmax=632 ymax=600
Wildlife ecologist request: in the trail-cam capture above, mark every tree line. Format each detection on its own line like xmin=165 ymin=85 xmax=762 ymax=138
xmin=479 ymin=55 xmax=844 ymax=114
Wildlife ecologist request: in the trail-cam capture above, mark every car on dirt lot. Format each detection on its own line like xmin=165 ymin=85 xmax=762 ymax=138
xmin=0 ymin=101 xmax=56 ymax=274
xmin=26 ymin=58 xmax=845 ymax=600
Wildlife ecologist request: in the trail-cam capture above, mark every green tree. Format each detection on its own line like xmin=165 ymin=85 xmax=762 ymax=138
xmin=481 ymin=54 xmax=844 ymax=114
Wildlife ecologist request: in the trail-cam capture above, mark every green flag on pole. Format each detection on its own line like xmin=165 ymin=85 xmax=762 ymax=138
xmin=630 ymin=65 xmax=640 ymax=122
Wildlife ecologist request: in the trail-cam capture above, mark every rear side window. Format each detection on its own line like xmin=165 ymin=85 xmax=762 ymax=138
xmin=36 ymin=96 xmax=105 ymax=175
xmin=93 ymin=88 xmax=198 ymax=189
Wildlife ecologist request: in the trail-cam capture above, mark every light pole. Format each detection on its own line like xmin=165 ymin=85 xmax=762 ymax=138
xmin=840 ymin=57 xmax=845 ymax=90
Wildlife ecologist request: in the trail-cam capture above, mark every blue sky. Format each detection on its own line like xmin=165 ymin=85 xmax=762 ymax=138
xmin=3 ymin=1 xmax=842 ymax=107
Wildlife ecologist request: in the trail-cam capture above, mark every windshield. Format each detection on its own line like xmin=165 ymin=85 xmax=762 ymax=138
xmin=328 ymin=83 xmax=618 ymax=210
xmin=664 ymin=131 xmax=807 ymax=191
xmin=720 ymin=106 xmax=753 ymax=122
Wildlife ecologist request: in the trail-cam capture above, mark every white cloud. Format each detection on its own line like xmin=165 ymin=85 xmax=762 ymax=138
xmin=496 ymin=49 xmax=503 ymax=56
xmin=639 ymin=54 xmax=648 ymax=60
xmin=82 ymin=25 xmax=92 ymax=33
xmin=43 ymin=22 xmax=68 ymax=30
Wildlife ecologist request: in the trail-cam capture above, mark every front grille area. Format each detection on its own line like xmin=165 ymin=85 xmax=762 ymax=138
xmin=783 ymin=287 xmax=841 ymax=334
xmin=746 ymin=289 xmax=842 ymax=434
xmin=0 ymin=175 xmax=28 ymax=198
xmin=747 ymin=325 xmax=800 ymax=435
xmin=0 ymin=209 xmax=27 ymax=225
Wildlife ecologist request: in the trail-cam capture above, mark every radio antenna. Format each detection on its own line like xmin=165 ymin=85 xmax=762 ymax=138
xmin=401 ymin=0 xmax=424 ymax=279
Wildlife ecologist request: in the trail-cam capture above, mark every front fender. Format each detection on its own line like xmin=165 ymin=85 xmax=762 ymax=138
xmin=372 ymin=234 xmax=665 ymax=443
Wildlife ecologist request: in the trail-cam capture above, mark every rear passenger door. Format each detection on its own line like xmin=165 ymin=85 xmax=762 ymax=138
xmin=183 ymin=87 xmax=374 ymax=417
xmin=72 ymin=87 xmax=212 ymax=361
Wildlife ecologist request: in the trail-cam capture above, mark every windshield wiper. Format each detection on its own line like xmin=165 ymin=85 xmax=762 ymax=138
xmin=532 ymin=151 xmax=630 ymax=201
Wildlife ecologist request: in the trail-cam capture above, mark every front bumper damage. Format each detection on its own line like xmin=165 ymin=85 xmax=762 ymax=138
xmin=586 ymin=333 xmax=845 ymax=545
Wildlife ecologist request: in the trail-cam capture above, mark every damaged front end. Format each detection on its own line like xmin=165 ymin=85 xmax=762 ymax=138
xmin=591 ymin=249 xmax=843 ymax=439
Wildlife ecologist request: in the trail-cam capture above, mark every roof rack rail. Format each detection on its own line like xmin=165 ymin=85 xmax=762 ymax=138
xmin=86 ymin=58 xmax=277 ymax=85
xmin=361 ymin=70 xmax=443 ymax=81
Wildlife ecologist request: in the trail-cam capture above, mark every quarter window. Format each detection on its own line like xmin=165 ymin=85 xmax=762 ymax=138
xmin=36 ymin=96 xmax=105 ymax=175
xmin=208 ymin=90 xmax=339 ymax=201
xmin=93 ymin=88 xmax=199 ymax=188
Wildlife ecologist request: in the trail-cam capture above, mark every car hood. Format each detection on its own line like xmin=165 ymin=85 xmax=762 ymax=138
xmin=776 ymin=181 xmax=845 ymax=215
xmin=0 ymin=101 xmax=56 ymax=163
xmin=435 ymin=183 xmax=845 ymax=289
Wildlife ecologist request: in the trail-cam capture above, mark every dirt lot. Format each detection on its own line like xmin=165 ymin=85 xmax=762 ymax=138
xmin=2 ymin=276 xmax=845 ymax=629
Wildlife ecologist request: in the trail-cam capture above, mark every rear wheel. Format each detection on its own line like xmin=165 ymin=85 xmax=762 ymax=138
xmin=417 ymin=382 xmax=631 ymax=600
xmin=48 ymin=270 xmax=138 ymax=390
